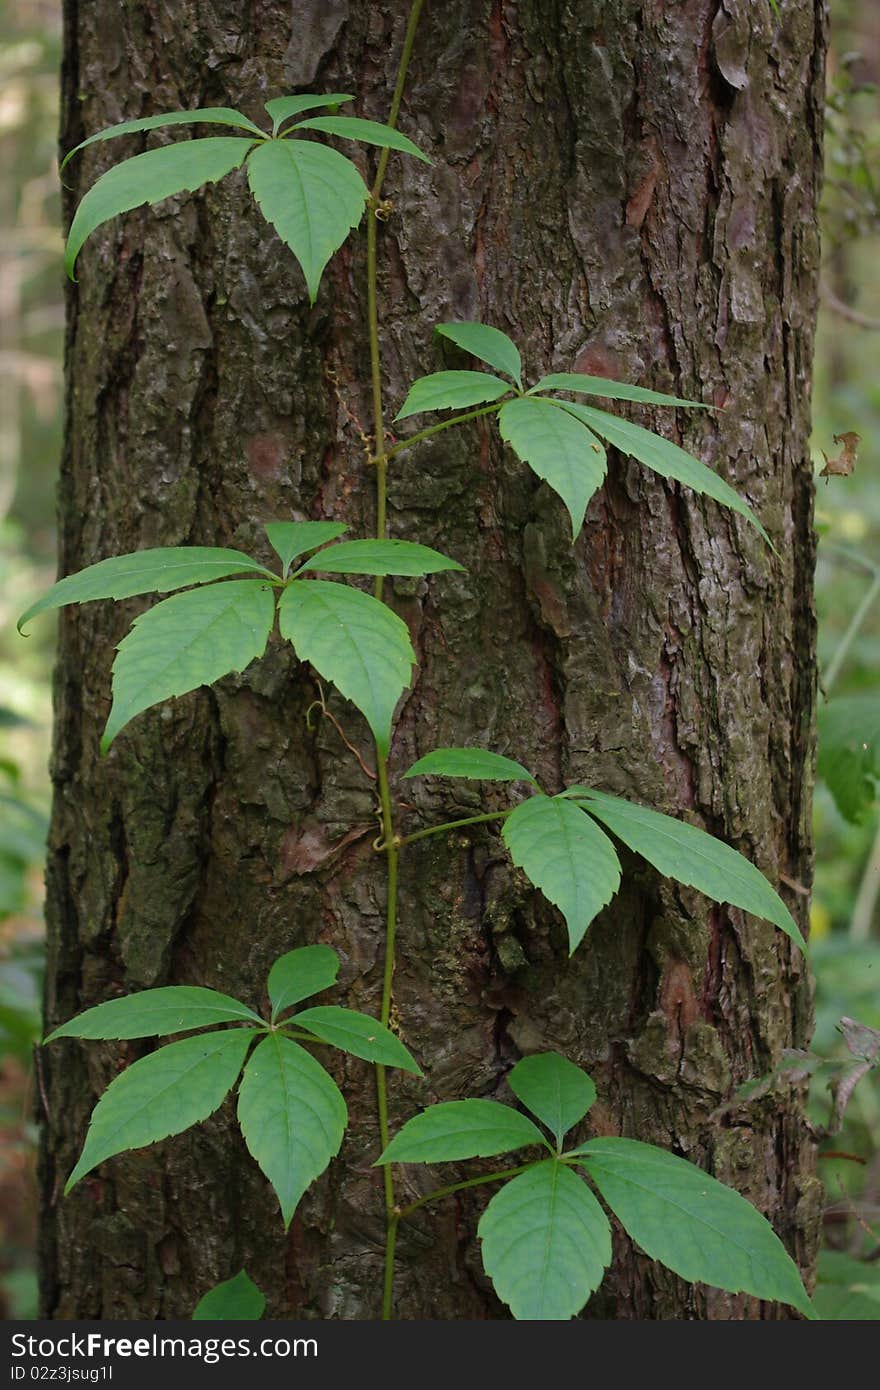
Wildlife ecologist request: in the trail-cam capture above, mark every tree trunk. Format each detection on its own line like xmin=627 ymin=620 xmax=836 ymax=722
xmin=40 ymin=0 xmax=827 ymax=1319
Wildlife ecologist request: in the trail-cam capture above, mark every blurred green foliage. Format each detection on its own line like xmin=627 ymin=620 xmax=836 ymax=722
xmin=0 ymin=0 xmax=878 ymax=1322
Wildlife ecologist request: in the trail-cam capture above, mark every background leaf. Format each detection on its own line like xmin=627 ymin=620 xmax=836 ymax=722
xmin=268 ymin=945 xmax=340 ymax=1021
xmin=378 ymin=1099 xmax=547 ymax=1164
xmin=264 ymin=93 xmax=354 ymax=134
xmin=507 ymin=1053 xmax=596 ymax=1147
xmin=560 ymin=401 xmax=771 ymax=544
xmin=502 ymin=796 xmax=621 ymax=953
xmin=192 ymin=1269 xmax=266 ymax=1321
xmin=237 ymin=1035 xmax=346 ymax=1227
xmin=66 ymin=137 xmax=254 ymax=278
xmin=61 ymin=109 xmax=264 ymax=172
xmin=576 ymin=1138 xmax=814 ymax=1317
xmin=246 ymin=139 xmax=367 ymax=302
xmin=66 ymin=1030 xmax=253 ymax=1191
xmin=296 ymin=538 xmax=464 ymax=577
xmin=292 ymin=1006 xmax=422 ymax=1073
xmin=818 ymin=693 xmax=880 ymax=822
xmin=403 ymin=747 xmax=536 ymax=784
xmin=102 ymin=579 xmax=276 ymax=752
xmin=264 ymin=521 xmax=348 ymax=578
xmin=18 ymin=546 xmax=272 ymax=632
xmin=572 ymin=788 xmax=805 ymax=951
xmin=479 ymin=1161 xmax=611 ymax=1319
xmin=395 ymin=370 xmax=511 ymax=421
xmin=291 ymin=116 xmax=430 ymax=163
xmin=498 ymin=397 xmax=606 ymax=540
xmin=46 ymin=986 xmax=262 ymax=1041
xmin=278 ymin=580 xmax=414 ymax=755
xmin=435 ymin=322 xmax=523 ymax=387
xmin=530 ymin=372 xmax=704 ymax=409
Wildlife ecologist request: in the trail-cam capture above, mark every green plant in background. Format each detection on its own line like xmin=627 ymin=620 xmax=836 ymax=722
xmin=19 ymin=3 xmax=817 ymax=1322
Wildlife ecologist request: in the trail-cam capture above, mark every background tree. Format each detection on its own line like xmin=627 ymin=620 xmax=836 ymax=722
xmin=40 ymin=0 xmax=826 ymax=1318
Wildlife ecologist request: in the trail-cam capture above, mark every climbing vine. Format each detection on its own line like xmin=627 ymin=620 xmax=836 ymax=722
xmin=24 ymin=1 xmax=814 ymax=1321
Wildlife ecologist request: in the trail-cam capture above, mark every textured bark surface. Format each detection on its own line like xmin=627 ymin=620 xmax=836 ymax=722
xmin=40 ymin=0 xmax=827 ymax=1319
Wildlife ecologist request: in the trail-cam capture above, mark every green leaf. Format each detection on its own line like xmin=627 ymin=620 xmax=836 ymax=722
xmin=435 ymin=321 xmax=523 ymax=388
xmin=502 ymin=796 xmax=621 ymax=954
xmin=291 ymin=116 xmax=430 ymax=164
xmin=237 ymin=1034 xmax=346 ymax=1227
xmin=45 ymin=987 xmax=262 ymax=1042
xmin=498 ymin=397 xmax=606 ymax=540
xmin=278 ymin=580 xmax=414 ymax=755
xmin=507 ymin=1053 xmax=596 ymax=1147
xmin=246 ymin=138 xmax=367 ymax=303
xmin=818 ymin=693 xmax=880 ymax=822
xmin=403 ymin=747 xmax=536 ymax=784
xmin=268 ymin=945 xmax=340 ymax=1022
xmin=102 ymin=579 xmax=276 ymax=752
xmin=560 ymin=400 xmax=771 ymax=545
xmin=61 ymin=108 xmax=265 ymax=173
xmin=66 ymin=137 xmax=255 ymax=279
xmin=395 ymin=371 xmax=512 ymax=421
xmin=479 ymin=1160 xmax=611 ymax=1320
xmin=292 ymin=1006 xmax=422 ymax=1073
xmin=193 ymin=1269 xmax=266 ymax=1321
xmin=296 ymin=538 xmax=464 ymax=577
xmin=264 ymin=94 xmax=354 ymax=135
xmin=17 ymin=546 xmax=273 ymax=633
xmin=264 ymin=521 xmax=348 ymax=578
xmin=65 ymin=1029 xmax=253 ymax=1192
xmin=530 ymin=373 xmax=705 ymax=409
xmin=571 ymin=788 xmax=805 ymax=952
xmin=576 ymin=1138 xmax=814 ymax=1316
xmin=377 ymin=1099 xmax=547 ymax=1164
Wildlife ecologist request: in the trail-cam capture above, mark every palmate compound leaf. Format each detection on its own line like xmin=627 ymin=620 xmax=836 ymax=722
xmin=65 ymin=1029 xmax=254 ymax=1193
xmin=102 ymin=579 xmax=276 ymax=753
xmin=435 ymin=322 xmax=523 ymax=389
xmin=192 ymin=1269 xmax=266 ymax=1321
xmin=295 ymin=538 xmax=464 ymax=577
xmin=569 ymin=788 xmax=806 ymax=952
xmin=291 ymin=116 xmax=430 ymax=163
xmin=278 ymin=580 xmax=414 ymax=756
xmin=530 ymin=372 xmax=705 ymax=409
xmin=403 ymin=747 xmax=537 ymax=784
xmin=237 ymin=1034 xmax=347 ymax=1228
xmin=45 ymin=987 xmax=262 ymax=1042
xmin=817 ymin=692 xmax=880 ymax=823
xmin=263 ymin=521 xmax=348 ymax=578
xmin=502 ymin=796 xmax=621 ymax=954
xmin=65 ymin=137 xmax=256 ymax=279
xmin=268 ymin=945 xmax=340 ymax=1022
xmin=265 ymin=93 xmax=355 ymax=134
xmin=377 ymin=1099 xmax=548 ymax=1165
xmin=60 ymin=108 xmax=265 ymax=173
xmin=479 ymin=1160 xmax=611 ymax=1320
xmin=17 ymin=546 xmax=274 ymax=633
xmin=292 ymin=1006 xmax=422 ymax=1073
xmin=395 ymin=371 xmax=512 ymax=421
xmin=246 ymin=138 xmax=368 ymax=303
xmin=498 ymin=396 xmax=607 ymax=540
xmin=574 ymin=1138 xmax=814 ymax=1317
xmin=559 ymin=400 xmax=772 ymax=546
xmin=507 ymin=1052 xmax=596 ymax=1148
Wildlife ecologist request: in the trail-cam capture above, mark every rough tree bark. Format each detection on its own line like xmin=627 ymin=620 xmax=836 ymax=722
xmin=40 ymin=0 xmax=827 ymax=1319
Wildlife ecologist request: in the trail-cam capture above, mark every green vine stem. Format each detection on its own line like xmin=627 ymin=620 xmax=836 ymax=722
xmin=395 ymin=1163 xmax=534 ymax=1222
xmin=373 ymin=400 xmax=508 ymax=468
xmin=399 ymin=809 xmax=513 ymax=848
xmin=362 ymin=0 xmax=426 ymax=1322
